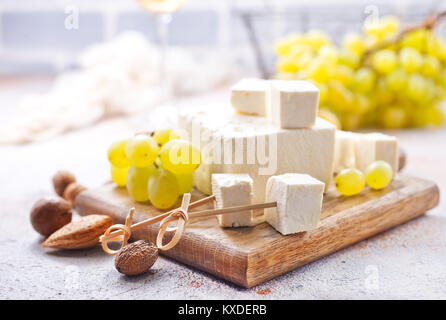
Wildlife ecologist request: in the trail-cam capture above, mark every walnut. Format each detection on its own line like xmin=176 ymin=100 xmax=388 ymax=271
xmin=30 ymin=197 xmax=72 ymax=237
xmin=114 ymin=240 xmax=158 ymax=276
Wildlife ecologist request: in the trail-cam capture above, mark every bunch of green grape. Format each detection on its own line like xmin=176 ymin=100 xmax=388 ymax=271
xmin=107 ymin=129 xmax=200 ymax=209
xmin=275 ymin=15 xmax=446 ymax=130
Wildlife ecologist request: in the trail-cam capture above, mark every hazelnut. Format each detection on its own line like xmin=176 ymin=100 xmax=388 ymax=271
xmin=52 ymin=170 xmax=76 ymax=197
xmin=63 ymin=182 xmax=86 ymax=204
xmin=115 ymin=240 xmax=158 ymax=276
xmin=30 ymin=197 xmax=72 ymax=237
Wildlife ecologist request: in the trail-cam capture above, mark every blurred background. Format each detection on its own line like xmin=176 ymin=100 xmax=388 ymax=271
xmin=1 ymin=0 xmax=446 ymax=143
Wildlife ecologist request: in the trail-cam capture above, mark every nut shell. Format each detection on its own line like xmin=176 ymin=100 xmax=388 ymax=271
xmin=63 ymin=182 xmax=86 ymax=204
xmin=42 ymin=214 xmax=113 ymax=249
xmin=30 ymin=197 xmax=72 ymax=237
xmin=115 ymin=240 xmax=158 ymax=276
xmin=53 ymin=170 xmax=76 ymax=197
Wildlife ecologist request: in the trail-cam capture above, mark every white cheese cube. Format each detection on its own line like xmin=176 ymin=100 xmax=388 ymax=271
xmin=211 ymin=173 xmax=253 ymax=227
xmin=334 ymin=130 xmax=358 ymax=173
xmin=269 ymin=80 xmax=320 ymax=129
xmin=355 ymin=133 xmax=398 ymax=173
xmin=265 ymin=173 xmax=325 ymax=235
xmin=179 ymin=103 xmax=335 ymax=202
xmin=230 ymin=78 xmax=269 ymax=116
xmin=193 ymin=162 xmax=213 ymax=196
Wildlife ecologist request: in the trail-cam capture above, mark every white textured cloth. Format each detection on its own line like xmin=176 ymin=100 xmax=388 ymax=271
xmin=0 ymin=31 xmax=238 ymax=144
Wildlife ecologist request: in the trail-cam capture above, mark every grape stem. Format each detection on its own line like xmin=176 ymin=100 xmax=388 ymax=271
xmin=363 ymin=10 xmax=446 ymax=60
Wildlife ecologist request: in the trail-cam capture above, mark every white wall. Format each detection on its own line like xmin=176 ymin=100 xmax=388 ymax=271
xmin=0 ymin=0 xmax=444 ymax=75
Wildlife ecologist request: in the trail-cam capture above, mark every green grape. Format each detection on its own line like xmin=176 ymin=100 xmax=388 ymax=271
xmin=274 ymin=36 xmax=295 ymax=56
xmin=304 ymin=30 xmax=331 ymax=50
xmin=110 ymin=165 xmax=129 ymax=187
xmin=412 ymin=105 xmax=430 ymax=127
xmin=376 ymin=78 xmax=395 ymax=104
xmin=341 ymin=113 xmax=361 ymax=131
xmin=426 ymin=105 xmax=445 ymax=127
xmin=407 ymin=74 xmax=429 ymax=101
xmin=421 ymin=56 xmax=440 ymax=77
xmin=335 ymin=168 xmax=366 ymax=196
xmin=307 ymin=58 xmax=331 ymax=82
xmin=125 ymin=135 xmax=159 ymax=168
xmin=175 ymin=173 xmax=194 ymax=195
xmin=339 ymin=49 xmax=360 ymax=69
xmin=160 ymin=139 xmax=201 ymax=175
xmin=354 ymin=68 xmax=376 ymax=93
xmin=126 ymin=165 xmax=156 ymax=203
xmin=327 ymin=80 xmax=355 ymax=112
xmin=365 ymin=160 xmax=393 ymax=190
xmin=148 ymin=168 xmax=180 ymax=209
xmin=333 ymin=65 xmax=354 ymax=86
xmin=152 ymin=128 xmax=186 ymax=146
xmin=354 ymin=94 xmax=373 ymax=115
xmin=372 ymin=49 xmax=398 ymax=74
xmin=316 ymin=83 xmax=328 ymax=104
xmin=318 ymin=45 xmax=339 ymax=64
xmin=152 ymin=129 xmax=172 ymax=146
xmin=108 ymin=139 xmax=130 ymax=168
xmin=385 ymin=68 xmax=407 ymax=91
xmin=342 ymin=32 xmax=366 ymax=55
xmin=380 ymin=16 xmax=400 ymax=36
xmin=289 ymin=43 xmax=313 ymax=58
xmin=400 ymin=29 xmax=429 ymax=52
xmin=435 ymin=70 xmax=446 ymax=90
xmin=382 ymin=105 xmax=408 ymax=129
xmin=364 ymin=16 xmax=399 ymax=40
xmin=426 ymin=33 xmax=446 ymax=60
xmin=399 ymin=47 xmax=423 ymax=73
xmin=318 ymin=108 xmax=341 ymax=129
xmin=277 ymin=57 xmax=299 ymax=73
xmin=293 ymin=51 xmax=313 ymax=69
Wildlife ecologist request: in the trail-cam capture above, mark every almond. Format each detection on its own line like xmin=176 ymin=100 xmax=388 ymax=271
xmin=42 ymin=214 xmax=113 ymax=249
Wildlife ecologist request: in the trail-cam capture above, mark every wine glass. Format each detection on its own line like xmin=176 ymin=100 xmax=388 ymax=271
xmin=138 ymin=0 xmax=187 ymax=100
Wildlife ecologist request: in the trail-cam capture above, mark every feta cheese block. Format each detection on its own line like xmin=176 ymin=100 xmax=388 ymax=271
xmin=354 ymin=133 xmax=399 ymax=173
xmin=334 ymin=130 xmax=358 ymax=173
xmin=211 ymin=173 xmax=254 ymax=227
xmin=230 ymin=78 xmax=269 ymax=116
xmin=265 ymin=173 xmax=325 ymax=235
xmin=179 ymin=102 xmax=335 ymax=202
xmin=269 ymin=80 xmax=320 ymax=129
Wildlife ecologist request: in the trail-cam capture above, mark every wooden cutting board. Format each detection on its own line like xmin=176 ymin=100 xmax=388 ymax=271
xmin=75 ymin=175 xmax=439 ymax=288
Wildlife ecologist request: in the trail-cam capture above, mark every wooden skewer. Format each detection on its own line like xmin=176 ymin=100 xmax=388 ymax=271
xmin=102 ymin=199 xmax=277 ymax=243
xmin=188 ymin=201 xmax=277 ymax=219
xmin=100 ymin=194 xmax=278 ymax=254
xmin=100 ymin=195 xmax=216 ymax=243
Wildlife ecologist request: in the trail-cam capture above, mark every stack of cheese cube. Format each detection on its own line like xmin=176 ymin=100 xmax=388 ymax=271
xmin=180 ymin=78 xmax=400 ymax=235
xmin=179 ymin=78 xmax=334 ymax=233
xmin=181 ymin=78 xmax=335 ymax=200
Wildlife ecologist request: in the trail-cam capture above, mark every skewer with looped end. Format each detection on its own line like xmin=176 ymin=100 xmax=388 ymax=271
xmin=99 ymin=193 xmax=277 ymax=255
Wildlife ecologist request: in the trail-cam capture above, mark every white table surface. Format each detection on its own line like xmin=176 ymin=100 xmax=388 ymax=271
xmin=0 ymin=76 xmax=445 ymax=300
